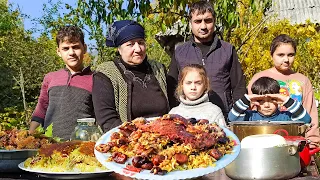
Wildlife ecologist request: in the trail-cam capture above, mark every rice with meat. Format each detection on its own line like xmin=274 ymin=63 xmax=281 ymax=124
xmin=97 ymin=114 xmax=235 ymax=174
xmin=24 ymin=141 xmax=107 ymax=172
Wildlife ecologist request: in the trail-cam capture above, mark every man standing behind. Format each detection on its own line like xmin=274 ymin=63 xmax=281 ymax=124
xmin=168 ymin=1 xmax=246 ymax=119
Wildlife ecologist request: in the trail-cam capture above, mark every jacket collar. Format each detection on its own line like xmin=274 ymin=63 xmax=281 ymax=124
xmin=64 ymin=66 xmax=92 ymax=75
xmin=190 ymin=32 xmax=220 ymax=54
xmin=179 ymin=93 xmax=209 ymax=106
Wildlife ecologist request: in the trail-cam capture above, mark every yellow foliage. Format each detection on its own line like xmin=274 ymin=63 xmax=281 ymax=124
xmin=230 ymin=14 xmax=320 ymax=90
xmin=82 ymin=53 xmax=92 ymax=66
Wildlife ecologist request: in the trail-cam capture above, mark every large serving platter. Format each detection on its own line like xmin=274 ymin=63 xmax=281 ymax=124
xmin=94 ymin=125 xmax=241 ymax=180
xmin=18 ymin=162 xmax=112 ymax=179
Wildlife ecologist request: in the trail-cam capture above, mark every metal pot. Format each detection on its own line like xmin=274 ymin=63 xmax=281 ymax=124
xmin=225 ymin=145 xmax=301 ymax=180
xmin=229 ymin=121 xmax=307 ymax=141
xmin=275 ymin=129 xmax=320 ymax=169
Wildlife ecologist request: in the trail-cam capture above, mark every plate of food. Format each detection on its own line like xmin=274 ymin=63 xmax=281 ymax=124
xmin=19 ymin=141 xmax=112 ymax=179
xmin=94 ymin=114 xmax=240 ymax=180
xmin=0 ymin=128 xmax=57 ymax=151
xmin=18 ymin=162 xmax=111 ymax=179
xmin=0 ymin=128 xmax=56 ymax=172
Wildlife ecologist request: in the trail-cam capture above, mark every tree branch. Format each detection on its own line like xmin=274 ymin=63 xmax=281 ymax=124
xmin=237 ymin=15 xmax=270 ymax=53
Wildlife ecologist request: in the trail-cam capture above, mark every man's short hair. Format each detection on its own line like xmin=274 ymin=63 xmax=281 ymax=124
xmin=251 ymin=77 xmax=280 ymax=95
xmin=56 ymin=25 xmax=85 ymax=46
xmin=189 ymin=1 xmax=216 ymax=20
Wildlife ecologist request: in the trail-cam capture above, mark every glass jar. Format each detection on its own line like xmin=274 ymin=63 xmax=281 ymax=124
xmin=70 ymin=118 xmax=103 ymax=142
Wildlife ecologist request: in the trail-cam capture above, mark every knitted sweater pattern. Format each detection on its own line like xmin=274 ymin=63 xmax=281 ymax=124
xmin=169 ymin=93 xmax=226 ymax=127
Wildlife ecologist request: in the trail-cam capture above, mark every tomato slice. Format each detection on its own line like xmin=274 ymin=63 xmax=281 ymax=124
xmin=124 ymin=164 xmax=142 ymax=173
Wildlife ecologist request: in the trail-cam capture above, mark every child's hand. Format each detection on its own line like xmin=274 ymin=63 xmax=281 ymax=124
xmin=265 ymin=94 xmax=289 ymax=104
xmin=247 ymin=94 xmax=265 ymax=106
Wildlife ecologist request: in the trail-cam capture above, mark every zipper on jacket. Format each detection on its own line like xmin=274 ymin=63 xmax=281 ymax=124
xmin=201 ymin=58 xmax=205 ymax=66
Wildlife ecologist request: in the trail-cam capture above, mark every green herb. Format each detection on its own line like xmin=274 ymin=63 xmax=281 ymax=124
xmin=34 ymin=123 xmax=62 ymax=142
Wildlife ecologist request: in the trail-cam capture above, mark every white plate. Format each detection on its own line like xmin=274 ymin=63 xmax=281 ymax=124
xmin=18 ymin=162 xmax=112 ymax=179
xmin=95 ymin=126 xmax=241 ymax=180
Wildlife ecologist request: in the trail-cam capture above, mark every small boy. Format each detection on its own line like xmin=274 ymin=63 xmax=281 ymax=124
xmin=29 ymin=26 xmax=95 ymax=140
xmin=228 ymin=77 xmax=311 ymax=123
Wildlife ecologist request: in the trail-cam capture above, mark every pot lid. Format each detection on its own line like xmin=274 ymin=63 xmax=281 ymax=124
xmin=241 ymin=134 xmax=287 ymax=148
xmin=229 ymin=121 xmax=305 ymax=125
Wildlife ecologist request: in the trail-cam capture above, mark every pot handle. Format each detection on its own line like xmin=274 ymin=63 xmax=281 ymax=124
xmin=273 ymin=129 xmax=289 ymax=136
xmin=309 ymin=147 xmax=320 ymax=156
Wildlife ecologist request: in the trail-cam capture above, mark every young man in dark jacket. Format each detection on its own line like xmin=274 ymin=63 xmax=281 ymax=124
xmin=167 ymin=1 xmax=247 ymax=119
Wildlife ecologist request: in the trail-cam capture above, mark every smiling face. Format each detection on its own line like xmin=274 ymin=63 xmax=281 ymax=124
xmin=190 ymin=10 xmax=215 ymax=43
xmin=256 ymin=96 xmax=278 ymax=116
xmin=118 ymin=38 xmax=146 ymax=66
xmin=182 ymin=70 xmax=206 ymax=101
xmin=57 ymin=41 xmax=86 ymax=73
xmin=271 ymin=43 xmax=295 ymax=74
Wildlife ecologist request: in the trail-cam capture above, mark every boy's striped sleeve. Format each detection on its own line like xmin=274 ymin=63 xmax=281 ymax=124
xmin=228 ymin=94 xmax=251 ymax=121
xmin=284 ymin=97 xmax=311 ymax=123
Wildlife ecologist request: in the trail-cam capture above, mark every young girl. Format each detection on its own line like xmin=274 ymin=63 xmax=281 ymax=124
xmin=247 ymin=34 xmax=319 ymax=147
xmin=169 ymin=64 xmax=227 ymax=127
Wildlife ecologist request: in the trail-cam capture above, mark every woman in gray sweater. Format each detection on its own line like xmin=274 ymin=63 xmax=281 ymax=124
xmin=169 ymin=64 xmax=226 ymax=127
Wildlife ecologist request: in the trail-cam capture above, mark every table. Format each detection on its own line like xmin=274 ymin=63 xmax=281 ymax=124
xmin=0 ymin=168 xmax=318 ymax=180
xmin=1 ymin=157 xmax=318 ymax=180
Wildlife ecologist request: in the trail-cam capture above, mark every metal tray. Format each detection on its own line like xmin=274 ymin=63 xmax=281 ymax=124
xmin=0 ymin=149 xmax=38 ymax=172
xmin=0 ymin=149 xmax=38 ymax=160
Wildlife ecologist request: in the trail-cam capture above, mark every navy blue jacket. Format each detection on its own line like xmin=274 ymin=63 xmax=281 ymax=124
xmin=168 ymin=34 xmax=247 ymax=118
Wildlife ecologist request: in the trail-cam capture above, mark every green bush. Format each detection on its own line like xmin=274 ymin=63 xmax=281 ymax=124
xmin=0 ymin=105 xmax=34 ymax=130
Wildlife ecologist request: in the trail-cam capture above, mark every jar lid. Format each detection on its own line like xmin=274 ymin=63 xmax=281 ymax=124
xmin=77 ymin=118 xmax=95 ymax=123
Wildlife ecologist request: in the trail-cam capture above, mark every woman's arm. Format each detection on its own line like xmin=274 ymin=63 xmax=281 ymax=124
xmin=92 ymin=72 xmax=122 ymax=132
xmin=302 ymin=77 xmax=320 ymax=147
xmin=167 ymin=56 xmax=180 ymax=108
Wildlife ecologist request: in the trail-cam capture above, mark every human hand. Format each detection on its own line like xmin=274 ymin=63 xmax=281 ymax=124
xmin=247 ymin=94 xmax=266 ymax=106
xmin=265 ymin=94 xmax=289 ymax=104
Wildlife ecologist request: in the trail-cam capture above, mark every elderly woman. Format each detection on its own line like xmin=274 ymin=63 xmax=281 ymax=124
xmin=93 ymin=20 xmax=169 ymax=132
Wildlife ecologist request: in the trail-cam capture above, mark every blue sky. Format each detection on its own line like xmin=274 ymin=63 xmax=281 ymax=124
xmin=8 ymin=0 xmax=95 ymax=48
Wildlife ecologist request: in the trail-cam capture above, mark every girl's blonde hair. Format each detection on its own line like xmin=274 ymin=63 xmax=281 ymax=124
xmin=175 ymin=64 xmax=210 ymax=99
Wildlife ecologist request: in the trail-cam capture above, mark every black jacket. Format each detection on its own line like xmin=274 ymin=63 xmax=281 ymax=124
xmin=167 ymin=34 xmax=247 ymax=118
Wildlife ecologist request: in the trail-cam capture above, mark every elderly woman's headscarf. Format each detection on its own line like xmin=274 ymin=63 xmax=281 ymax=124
xmin=106 ymin=20 xmax=145 ymax=47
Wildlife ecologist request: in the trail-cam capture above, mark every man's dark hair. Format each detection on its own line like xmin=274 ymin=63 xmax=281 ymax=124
xmin=56 ymin=25 xmax=85 ymax=46
xmin=270 ymin=34 xmax=296 ymax=56
xmin=251 ymin=77 xmax=280 ymax=95
xmin=189 ymin=1 xmax=216 ymax=20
